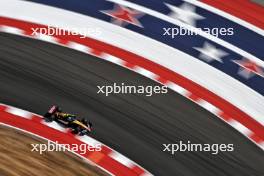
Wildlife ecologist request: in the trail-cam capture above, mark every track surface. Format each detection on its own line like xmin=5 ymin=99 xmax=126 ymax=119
xmin=0 ymin=33 xmax=263 ymax=176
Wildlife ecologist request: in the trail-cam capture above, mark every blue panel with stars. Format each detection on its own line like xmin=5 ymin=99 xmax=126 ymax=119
xmin=25 ymin=0 xmax=264 ymax=95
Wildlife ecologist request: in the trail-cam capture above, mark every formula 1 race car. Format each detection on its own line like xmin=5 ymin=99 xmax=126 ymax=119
xmin=44 ymin=105 xmax=92 ymax=135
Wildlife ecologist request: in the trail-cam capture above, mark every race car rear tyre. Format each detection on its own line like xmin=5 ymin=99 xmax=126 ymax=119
xmin=71 ymin=128 xmax=79 ymax=134
xmin=43 ymin=113 xmax=54 ymax=122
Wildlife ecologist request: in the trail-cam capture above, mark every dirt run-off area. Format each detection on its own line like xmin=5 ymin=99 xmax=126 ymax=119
xmin=0 ymin=125 xmax=109 ymax=176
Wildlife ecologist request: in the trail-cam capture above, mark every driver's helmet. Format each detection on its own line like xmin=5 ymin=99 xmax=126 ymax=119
xmin=66 ymin=115 xmax=76 ymax=122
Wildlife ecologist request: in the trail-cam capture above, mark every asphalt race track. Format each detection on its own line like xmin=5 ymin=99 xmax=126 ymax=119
xmin=0 ymin=32 xmax=263 ymax=176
